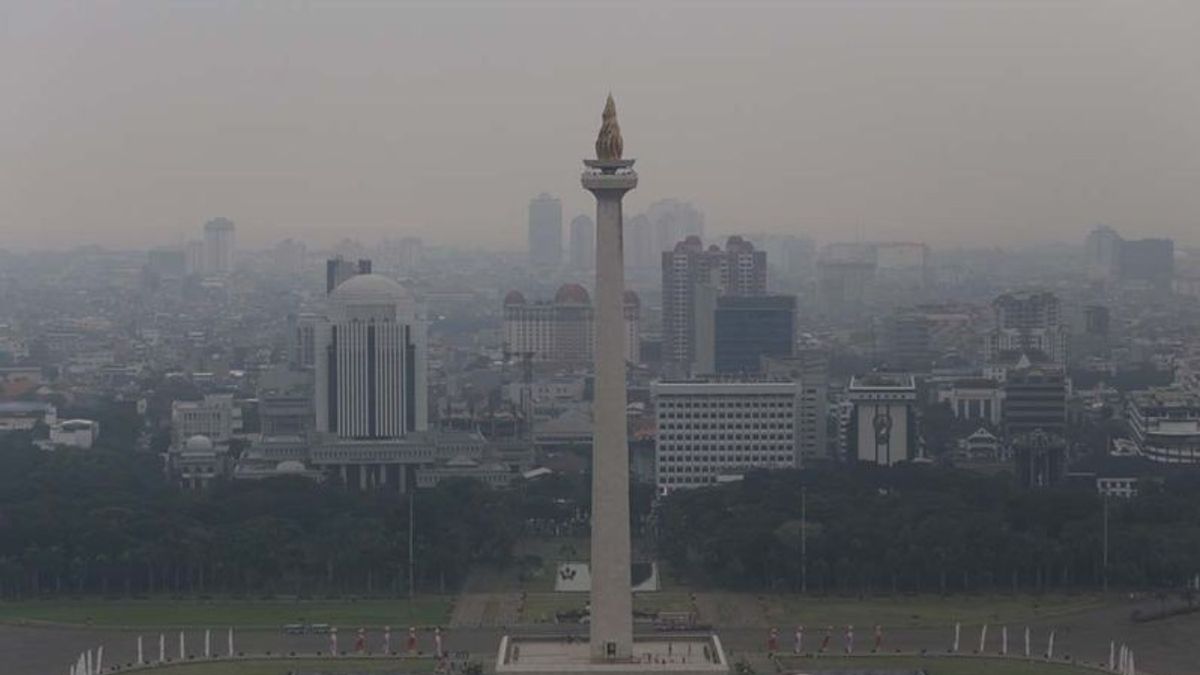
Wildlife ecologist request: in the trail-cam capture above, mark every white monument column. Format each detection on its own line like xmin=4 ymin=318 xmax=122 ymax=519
xmin=582 ymin=94 xmax=637 ymax=661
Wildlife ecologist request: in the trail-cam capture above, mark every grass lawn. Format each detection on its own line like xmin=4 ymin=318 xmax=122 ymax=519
xmin=0 ymin=597 xmax=452 ymax=629
xmin=755 ymin=593 xmax=1114 ymax=629
xmin=519 ymin=592 xmax=585 ymax=623
xmin=131 ymin=657 xmax=436 ymax=674
xmin=518 ymin=591 xmax=696 ymax=623
xmin=776 ymin=654 xmax=1100 ymax=675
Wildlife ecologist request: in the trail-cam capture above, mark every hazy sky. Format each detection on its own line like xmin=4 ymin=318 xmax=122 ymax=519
xmin=3 ymin=1 xmax=1199 ymax=251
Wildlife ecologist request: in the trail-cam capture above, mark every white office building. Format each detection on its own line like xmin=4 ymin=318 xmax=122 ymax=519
xmin=652 ymin=379 xmax=800 ymax=494
xmin=316 ymin=273 xmax=428 ymax=439
xmin=846 ymin=374 xmax=918 ymax=465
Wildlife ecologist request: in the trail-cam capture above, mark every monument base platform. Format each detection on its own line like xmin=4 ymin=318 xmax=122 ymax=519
xmin=496 ymin=634 xmax=728 ymax=675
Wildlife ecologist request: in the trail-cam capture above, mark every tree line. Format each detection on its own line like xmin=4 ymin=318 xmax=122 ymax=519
xmin=655 ymin=465 xmax=1200 ymax=593
xmin=0 ymin=432 xmax=524 ymax=598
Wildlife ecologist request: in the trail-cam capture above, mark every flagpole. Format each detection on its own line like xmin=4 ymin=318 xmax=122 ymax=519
xmin=409 ymin=489 xmax=416 ymax=599
xmin=801 ymin=485 xmax=808 ymax=594
xmin=1103 ymin=496 xmax=1110 ymax=592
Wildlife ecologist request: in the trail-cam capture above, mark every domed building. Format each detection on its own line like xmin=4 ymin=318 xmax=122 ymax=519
xmin=316 ymin=273 xmax=427 ymax=440
xmin=502 ymin=284 xmax=641 ymax=364
xmin=166 ymin=433 xmax=229 ymax=490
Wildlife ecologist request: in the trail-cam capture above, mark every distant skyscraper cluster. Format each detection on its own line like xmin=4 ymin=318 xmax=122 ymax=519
xmin=144 ymin=217 xmax=237 ymax=282
xmin=661 ymin=235 xmax=768 ymax=373
xmin=1085 ymin=225 xmax=1174 ymax=291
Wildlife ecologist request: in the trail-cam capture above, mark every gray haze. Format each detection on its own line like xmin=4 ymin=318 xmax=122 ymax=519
xmin=2 ymin=1 xmax=1199 ymax=251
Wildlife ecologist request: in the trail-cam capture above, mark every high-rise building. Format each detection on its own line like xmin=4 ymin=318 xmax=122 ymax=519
xmin=1085 ymin=225 xmax=1175 ymax=290
xmin=288 ymin=312 xmax=319 ymax=369
xmin=527 ymin=192 xmax=563 ymax=268
xmin=623 ymin=290 xmax=641 ymax=364
xmin=845 ymin=374 xmax=918 ymax=465
xmin=184 ymin=240 xmax=205 ymax=275
xmin=1118 ymin=238 xmax=1174 ymax=291
xmin=653 ymin=379 xmax=801 ymax=494
xmin=624 ymin=213 xmax=655 ymax=271
xmin=662 ymin=236 xmax=767 ymax=371
xmin=646 ymin=198 xmax=704 ymax=254
xmin=315 ymin=274 xmax=427 ymax=439
xmin=568 ymin=214 xmax=596 ymax=272
xmin=712 ymin=295 xmax=795 ymax=375
xmin=1086 ymin=225 xmax=1122 ymax=284
xmin=326 ymin=256 xmax=372 ymax=294
xmin=763 ymin=349 xmax=830 ymax=460
xmin=202 ymin=217 xmax=236 ymax=275
xmin=984 ymin=290 xmax=1070 ymax=367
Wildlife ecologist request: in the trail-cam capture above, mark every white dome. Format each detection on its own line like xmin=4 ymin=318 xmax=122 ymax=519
xmin=330 ymin=274 xmax=409 ymax=307
xmin=275 ymin=460 xmax=307 ymax=474
xmin=185 ymin=435 xmax=214 ymax=451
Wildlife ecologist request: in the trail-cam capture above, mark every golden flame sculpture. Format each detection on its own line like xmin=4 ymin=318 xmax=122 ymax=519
xmin=594 ymin=93 xmax=624 ymax=161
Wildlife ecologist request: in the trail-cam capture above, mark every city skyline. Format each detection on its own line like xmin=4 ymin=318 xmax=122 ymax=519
xmin=4 ymin=2 xmax=1200 ymax=251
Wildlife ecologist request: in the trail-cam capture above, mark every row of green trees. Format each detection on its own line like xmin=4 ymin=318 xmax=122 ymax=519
xmin=655 ymin=465 xmax=1200 ymax=593
xmin=0 ymin=432 xmax=525 ymax=597
xmin=4 ymin=426 xmax=1198 ymax=598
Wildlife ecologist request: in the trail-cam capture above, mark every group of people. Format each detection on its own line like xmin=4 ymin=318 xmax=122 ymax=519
xmin=329 ymin=625 xmax=445 ymax=657
xmin=767 ymin=624 xmax=884 ymax=655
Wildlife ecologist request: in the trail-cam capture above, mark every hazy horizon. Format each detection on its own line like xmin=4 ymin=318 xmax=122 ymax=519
xmin=3 ymin=1 xmax=1200 ymax=252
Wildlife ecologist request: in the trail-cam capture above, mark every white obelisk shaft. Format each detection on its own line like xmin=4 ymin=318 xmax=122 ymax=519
xmin=583 ymin=158 xmax=637 ymax=661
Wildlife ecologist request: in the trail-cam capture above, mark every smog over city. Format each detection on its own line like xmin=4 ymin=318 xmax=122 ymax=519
xmin=4 ymin=2 xmax=1200 ymax=250
xmin=1 ymin=3 xmax=1199 ymax=675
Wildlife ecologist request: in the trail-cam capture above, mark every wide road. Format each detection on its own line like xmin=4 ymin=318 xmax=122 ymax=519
xmin=4 ymin=603 xmax=1198 ymax=675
